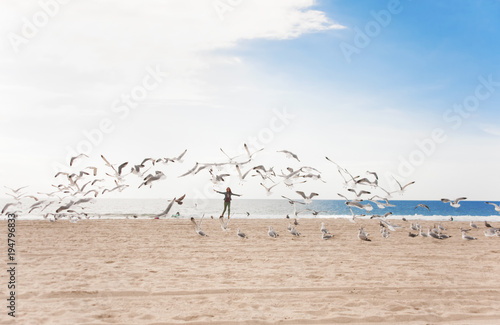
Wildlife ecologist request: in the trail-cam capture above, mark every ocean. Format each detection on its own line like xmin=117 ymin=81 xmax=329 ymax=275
xmin=2 ymin=198 xmax=500 ymax=222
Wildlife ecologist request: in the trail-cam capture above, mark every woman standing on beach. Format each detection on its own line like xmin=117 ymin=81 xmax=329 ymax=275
xmin=214 ymin=187 xmax=242 ymax=218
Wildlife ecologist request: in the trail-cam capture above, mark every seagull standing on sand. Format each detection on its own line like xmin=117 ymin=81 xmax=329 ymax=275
xmin=358 ymin=226 xmax=371 ymax=241
xmin=237 ymin=228 xmax=248 ymax=239
xmin=268 ymin=226 xmax=279 ymax=238
xmin=470 ymin=221 xmax=479 ymax=229
xmin=322 ymin=232 xmax=334 ymax=240
xmin=289 ymin=227 xmax=301 ymax=237
xmin=461 ymin=231 xmax=477 ymax=240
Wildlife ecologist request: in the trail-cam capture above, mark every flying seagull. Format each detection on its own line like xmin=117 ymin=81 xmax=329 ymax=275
xmin=415 ymin=204 xmax=430 ymax=211
xmin=277 ymin=150 xmax=300 ymax=162
xmin=70 ymin=153 xmax=89 ymax=166
xmin=295 ymin=191 xmax=319 ymax=204
xmin=441 ymin=197 xmax=467 ymax=208
xmin=191 ymin=215 xmax=208 ymax=236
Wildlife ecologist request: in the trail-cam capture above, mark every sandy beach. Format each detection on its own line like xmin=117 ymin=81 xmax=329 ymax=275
xmin=2 ymin=218 xmax=500 ymax=324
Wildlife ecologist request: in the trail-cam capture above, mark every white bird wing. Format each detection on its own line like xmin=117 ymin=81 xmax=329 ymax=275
xmin=401 ymin=181 xmax=415 ymax=190
xmin=161 ymin=198 xmax=176 ymax=216
xmin=199 ymin=213 xmax=205 ymax=228
xmin=179 ymin=163 xmax=198 ymax=177
xmin=175 ymin=149 xmax=187 ymax=161
xmin=295 ymin=191 xmax=306 ymax=199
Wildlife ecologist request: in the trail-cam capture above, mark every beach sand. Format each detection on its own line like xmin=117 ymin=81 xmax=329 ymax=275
xmin=2 ymin=218 xmax=500 ymax=324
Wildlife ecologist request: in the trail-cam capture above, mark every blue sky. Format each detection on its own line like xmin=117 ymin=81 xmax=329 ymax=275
xmin=1 ymin=0 xmax=499 ymax=201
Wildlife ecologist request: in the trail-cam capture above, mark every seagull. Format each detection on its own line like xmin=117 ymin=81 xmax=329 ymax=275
xmin=370 ymin=212 xmax=393 ymax=219
xmin=485 ymin=202 xmax=500 ymax=213
xmin=320 ymin=222 xmax=329 ymax=234
xmin=461 ymin=231 xmax=477 ymax=240
xmin=70 ymin=153 xmax=89 ymax=166
xmin=56 ymin=200 xmax=75 ymax=213
xmin=130 ymin=164 xmax=150 ymax=177
xmin=101 ymin=154 xmax=120 ymax=174
xmin=237 ymin=228 xmax=248 ymax=239
xmin=220 ymin=148 xmax=241 ymax=163
xmin=322 ymin=232 xmax=334 ymax=240
xmin=191 ymin=215 xmax=208 ymax=236
xmin=377 ymin=218 xmax=401 ymax=232
xmin=347 ymin=188 xmax=371 ymax=198
xmin=140 ymin=157 xmax=156 ymax=166
xmin=367 ymin=199 xmax=389 ymax=209
xmin=307 ymin=209 xmax=326 ymax=216
xmin=348 ymin=207 xmax=365 ymax=223
xmin=325 ymin=157 xmax=358 ymax=188
xmin=82 ymin=166 xmax=98 ymax=176
xmin=179 ymin=163 xmax=199 ymax=178
xmin=175 ymin=194 xmax=186 ymax=205
xmin=438 ymin=223 xmax=446 ymax=232
xmin=295 ymin=191 xmax=319 ymax=204
xmin=484 ymin=221 xmax=492 ymax=228
xmin=428 ymin=228 xmax=444 ymax=240
xmin=415 ymin=204 xmax=430 ymax=211
xmin=74 ymin=197 xmax=94 ymax=205
xmin=470 ymin=221 xmax=479 ymax=229
xmin=244 ymin=143 xmax=263 ymax=160
xmin=289 ymin=227 xmax=301 ymax=237
xmin=441 ymin=197 xmax=467 ymax=208
xmin=281 ymin=195 xmax=305 ymax=206
xmin=268 ymin=226 xmax=279 ymax=238
xmin=381 ymin=227 xmax=390 ymax=238
xmin=139 ymin=171 xmax=166 ymax=188
xmin=408 ymin=232 xmax=418 ymax=238
xmin=209 ymin=169 xmax=230 ymax=184
xmin=117 ymin=162 xmax=129 ymax=176
xmin=102 ymin=183 xmax=129 ymax=194
xmin=4 ymin=186 xmax=28 ymax=194
xmin=346 ymin=201 xmax=373 ymax=212
xmin=260 ymin=182 xmax=279 ymax=196
xmin=219 ymin=216 xmax=230 ymax=231
xmin=155 ymin=198 xmax=177 ymax=218
xmin=277 ymin=150 xmax=300 ymax=162
xmin=358 ymin=226 xmax=371 ymax=241
xmin=483 ymin=228 xmax=498 ymax=237
xmin=392 ymin=177 xmax=415 ymax=195
xmin=163 ymin=149 xmax=187 ymax=163
xmin=2 ymin=202 xmax=21 ymax=214
xmin=236 ymin=164 xmax=253 ymax=183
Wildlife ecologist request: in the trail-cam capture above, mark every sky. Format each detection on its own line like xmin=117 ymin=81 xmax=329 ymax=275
xmin=1 ymin=0 xmax=500 ymax=201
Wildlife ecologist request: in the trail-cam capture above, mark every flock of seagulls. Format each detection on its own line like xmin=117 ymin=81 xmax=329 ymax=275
xmin=2 ymin=146 xmax=499 ymax=243
xmin=186 ymin=212 xmax=500 ymax=241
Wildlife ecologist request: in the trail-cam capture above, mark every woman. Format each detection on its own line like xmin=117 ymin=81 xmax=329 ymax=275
xmin=214 ymin=187 xmax=242 ymax=218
